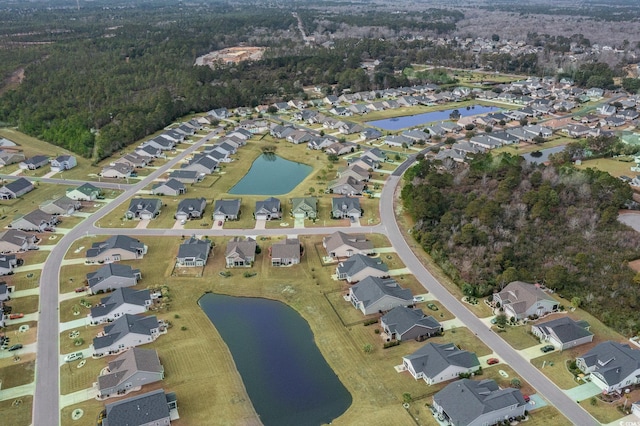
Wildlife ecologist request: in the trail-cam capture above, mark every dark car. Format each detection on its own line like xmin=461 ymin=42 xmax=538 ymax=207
xmin=487 ymin=358 xmax=500 ymax=365
xmin=523 ymin=394 xmax=531 ymax=403
xmin=8 ymin=343 xmax=23 ymax=351
xmin=540 ymin=345 xmax=555 ymax=353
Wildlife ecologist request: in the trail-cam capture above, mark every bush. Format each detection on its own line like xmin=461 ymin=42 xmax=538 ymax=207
xmin=383 ymin=341 xmax=400 ymax=349
xmin=181 ymin=326 xmax=187 ymax=331
xmin=374 ymin=329 xmax=380 ymax=334
xmin=363 ymin=319 xmax=378 ymax=326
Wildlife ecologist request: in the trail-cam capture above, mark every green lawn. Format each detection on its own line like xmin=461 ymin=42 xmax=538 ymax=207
xmin=0 ymin=183 xmax=70 ymax=229
xmin=492 ymin=324 xmax=541 ymax=350
xmin=60 ymin=357 xmax=104 ymax=395
xmin=579 ymin=397 xmax=626 ymax=424
xmin=9 ymin=294 xmax=39 ymax=315
xmin=532 ymin=350 xmax=581 ymax=390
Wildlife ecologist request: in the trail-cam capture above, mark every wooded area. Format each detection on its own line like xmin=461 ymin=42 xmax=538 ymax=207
xmin=402 ymin=153 xmax=640 ymax=335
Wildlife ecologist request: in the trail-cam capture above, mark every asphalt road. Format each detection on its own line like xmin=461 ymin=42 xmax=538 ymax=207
xmin=33 ymin=140 xmax=597 ymax=425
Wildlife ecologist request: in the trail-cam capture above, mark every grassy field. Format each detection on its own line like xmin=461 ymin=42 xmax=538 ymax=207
xmin=9 ymin=294 xmax=39 ymax=315
xmin=0 ymin=182 xmax=71 ymax=229
xmin=492 ymin=324 xmax=541 ymax=350
xmin=3 ymin=321 xmax=38 ymax=345
xmin=58 ymin=234 xmax=499 ymax=425
xmin=0 ymin=353 xmax=35 ymax=388
xmin=575 ymin=157 xmax=635 ymax=177
xmin=7 ymin=270 xmax=41 ymax=290
xmin=0 ymin=395 xmax=32 ymax=426
xmin=579 ymin=397 xmax=626 ymax=424
xmin=60 ymin=357 xmax=105 ymax=395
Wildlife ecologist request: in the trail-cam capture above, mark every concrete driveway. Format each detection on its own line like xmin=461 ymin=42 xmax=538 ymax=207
xmin=564 ymin=381 xmax=602 ymax=401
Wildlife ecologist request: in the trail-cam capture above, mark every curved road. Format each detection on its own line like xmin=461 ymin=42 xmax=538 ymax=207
xmin=33 ymin=145 xmax=597 ymax=425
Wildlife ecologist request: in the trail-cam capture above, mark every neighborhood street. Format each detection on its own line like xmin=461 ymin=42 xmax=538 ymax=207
xmin=31 ymin=140 xmax=598 ymax=425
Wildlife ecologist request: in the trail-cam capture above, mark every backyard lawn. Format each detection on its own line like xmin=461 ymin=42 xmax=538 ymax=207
xmin=0 ymin=395 xmax=32 ymax=426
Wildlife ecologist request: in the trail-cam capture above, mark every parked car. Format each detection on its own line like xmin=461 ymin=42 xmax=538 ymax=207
xmin=217 ymin=221 xmax=223 ymax=226
xmin=64 ymin=351 xmax=84 ymax=362
xmin=523 ymin=395 xmax=531 ymax=403
xmin=9 ymin=313 xmax=24 ymax=320
xmin=487 ymin=358 xmax=500 ymax=365
xmin=540 ymin=345 xmax=555 ymax=353
xmin=7 ymin=343 xmax=22 ymax=351
xmin=74 ymin=287 xmax=87 ymax=293
xmin=412 ymin=296 xmax=425 ymax=303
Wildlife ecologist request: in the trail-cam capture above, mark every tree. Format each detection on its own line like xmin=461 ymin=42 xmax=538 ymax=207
xmin=510 ymin=378 xmax=521 ymax=389
xmin=485 ymin=126 xmax=493 ymax=133
xmin=519 ymin=117 xmax=528 ymax=126
xmin=267 ymin=105 xmax=278 ymax=114
xmin=571 ymin=297 xmax=581 ymax=309
xmin=308 ymin=187 xmax=315 ymax=195
xmin=622 ymin=78 xmax=640 ymax=94
xmin=495 ymin=314 xmax=508 ymax=327
xmin=444 ymin=137 xmax=456 ymax=145
xmin=402 ymin=393 xmax=412 ymax=403
xmin=363 ymin=343 xmax=373 ymax=354
xmin=491 ymin=34 xmax=500 ymax=42
xmin=327 ymin=154 xmax=339 ymax=162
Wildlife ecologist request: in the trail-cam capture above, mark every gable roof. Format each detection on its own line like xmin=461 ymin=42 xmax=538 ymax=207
xmin=86 ymin=264 xmax=141 ymax=288
xmin=434 ymin=379 xmax=526 ymax=425
xmin=2 ymin=177 xmax=33 ymax=195
xmin=332 ymin=197 xmax=361 ymax=213
xmin=86 ymin=235 xmax=146 ymax=259
xmin=381 ymin=306 xmax=441 ymax=335
xmin=404 ymin=342 xmax=480 ymax=379
xmin=271 ymin=238 xmax=300 ymax=260
xmin=126 ymin=198 xmax=162 ymax=215
xmin=0 ymin=229 xmax=37 ymax=247
xmin=94 ymin=314 xmax=159 ymax=350
xmin=291 ymin=197 xmax=317 ymax=213
xmin=578 ymin=341 xmax=640 ymax=387
xmin=103 ymin=389 xmax=175 ymax=426
xmin=323 ymin=231 xmax=373 ymax=254
xmin=225 ymin=237 xmax=256 ymax=260
xmin=98 ymin=347 xmax=163 ymax=393
xmin=152 ymin=178 xmax=185 ymax=192
xmin=214 ymin=199 xmax=241 ymax=216
xmin=337 ymin=253 xmax=388 ymax=277
xmin=176 ymin=198 xmax=207 ymax=215
xmin=90 ymin=288 xmax=151 ymax=318
xmin=255 ymin=197 xmax=281 ymax=214
xmin=496 ymin=281 xmax=556 ymax=315
xmin=177 ymin=237 xmax=211 ymax=261
xmin=351 ymin=276 xmax=412 ymax=307
xmin=532 ymin=316 xmax=593 ymax=344
xmin=69 ymin=182 xmax=100 ymax=197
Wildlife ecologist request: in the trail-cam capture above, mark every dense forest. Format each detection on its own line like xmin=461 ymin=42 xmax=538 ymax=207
xmin=401 ymin=152 xmax=640 ymax=335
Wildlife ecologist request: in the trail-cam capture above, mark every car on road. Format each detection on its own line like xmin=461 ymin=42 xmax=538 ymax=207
xmin=9 ymin=313 xmax=24 ymax=320
xmin=540 ymin=345 xmax=555 ymax=353
xmin=64 ymin=352 xmax=84 ymax=362
xmin=7 ymin=344 xmax=22 ymax=351
xmin=487 ymin=358 xmax=500 ymax=365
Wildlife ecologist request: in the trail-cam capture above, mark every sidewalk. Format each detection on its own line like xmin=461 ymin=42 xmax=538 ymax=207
xmin=60 ymin=317 xmax=89 ymax=333
xmin=60 ymin=386 xmax=99 ymax=408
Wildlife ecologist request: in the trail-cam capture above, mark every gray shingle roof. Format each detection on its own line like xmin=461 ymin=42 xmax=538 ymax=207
xmin=86 ymin=235 xmax=146 ymax=259
xmin=86 ymin=264 xmax=140 ymax=289
xmin=214 ymin=199 xmax=241 ymax=216
xmin=90 ymin=288 xmax=151 ymax=318
xmin=381 ymin=306 xmax=441 ymax=336
xmin=255 ymin=197 xmax=281 ymax=215
xmin=350 ymin=276 xmax=412 ymax=308
xmin=103 ymin=389 xmax=174 ymax=426
xmin=177 ymin=237 xmax=211 ymax=261
xmin=176 ymin=198 xmax=207 ymax=217
xmin=404 ymin=342 xmax=480 ymax=379
xmin=323 ymin=231 xmax=373 ymax=254
xmin=337 ymin=253 xmax=388 ymax=278
xmin=98 ymin=347 xmax=162 ymax=393
xmin=532 ymin=316 xmax=593 ymax=344
xmin=578 ymin=341 xmax=640 ymax=387
xmin=271 ymin=238 xmax=300 ymax=261
xmin=152 ymin=178 xmax=185 ymax=192
xmin=496 ymin=281 xmax=556 ymax=315
xmin=94 ymin=314 xmax=159 ymax=350
xmin=3 ymin=177 xmax=33 ymax=195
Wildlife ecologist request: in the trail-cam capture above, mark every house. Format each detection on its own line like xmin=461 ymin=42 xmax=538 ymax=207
xmin=10 ymin=209 xmax=59 ymax=232
xmin=402 ymin=129 xmax=430 ymax=144
xmin=39 ymin=196 xmax=81 ymax=215
xmin=0 ymin=150 xmax=25 ymax=166
xmin=0 ymin=137 xmax=16 ymax=147
xmin=168 ymin=170 xmax=202 ymax=184
xmin=213 ymin=199 xmax=241 ymax=221
xmin=135 ymin=145 xmax=162 ymax=159
xmin=176 ymin=237 xmax=211 ymax=267
xmin=86 ymin=263 xmax=142 ymax=295
xmin=86 ymin=235 xmax=148 ymax=263
xmin=432 ymin=379 xmax=527 ymax=426
xmin=142 ymin=138 xmax=175 ymax=152
xmin=331 ymin=197 xmax=362 ymax=220
xmin=225 ymin=237 xmax=256 ymax=267
xmin=270 ymin=238 xmax=301 ymax=266
xmin=326 ymin=142 xmax=356 ymax=156
xmin=89 ymin=288 xmax=153 ymax=325
xmin=19 ymin=155 xmax=49 ymax=170
xmin=125 ymin=198 xmax=162 ymax=221
xmin=329 ymin=176 xmax=365 ymax=196
xmin=97 ymin=348 xmax=164 ymax=399
xmin=362 ymin=148 xmax=387 ymax=163
xmin=531 ymin=316 xmax=594 ymax=350
xmin=181 ymin=155 xmax=218 ymax=175
xmin=336 ymin=253 xmax=389 ymax=283
xmin=101 ymin=163 xmax=133 ymax=179
xmin=254 ymin=197 xmax=281 ymax=221
xmin=385 ymin=135 xmax=413 ymax=147
xmin=0 ymin=229 xmax=39 ymax=253
xmin=380 ymin=306 xmax=442 ymax=341
xmin=0 ymin=254 xmax=18 ymax=276
xmin=402 ymin=342 xmax=481 ymax=385
xmin=435 ymin=148 xmax=467 ymax=163
xmin=152 ymin=179 xmax=186 ymax=196
xmin=50 ymin=155 xmax=77 ymax=172
xmin=564 ymin=124 xmax=592 ymax=138
xmin=0 ymin=282 xmax=9 ymax=302
xmin=102 ymin=389 xmax=177 ymax=426
xmin=323 ymin=231 xmax=374 ymax=259
xmin=348 ymin=156 xmax=378 ymax=171
xmin=290 ymin=197 xmax=318 ymax=219
xmin=174 ymin=198 xmax=207 ymax=221
xmin=360 ymin=128 xmax=382 ymax=141
xmin=208 ymin=107 xmax=229 ymax=120
xmin=576 ymin=341 xmax=640 ymax=393
xmin=348 ymin=276 xmax=412 ymax=315
xmin=66 ymin=183 xmax=101 ymax=201
xmin=92 ymin=314 xmax=162 ymax=357
xmin=597 ymin=104 xmax=617 ymax=116
xmin=339 ymin=164 xmax=370 ymax=182
xmin=493 ymin=281 xmax=559 ymax=320
xmin=0 ymin=177 xmax=34 ymax=199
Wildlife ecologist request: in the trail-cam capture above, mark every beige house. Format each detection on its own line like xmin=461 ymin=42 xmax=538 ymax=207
xmin=322 ymin=231 xmax=374 ymax=260
xmin=85 ymin=235 xmax=148 ymax=264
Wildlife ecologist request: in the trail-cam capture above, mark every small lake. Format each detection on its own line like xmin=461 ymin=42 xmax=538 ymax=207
xmin=366 ymin=104 xmax=501 ymax=130
xmin=198 ymin=293 xmax=352 ymax=426
xmin=229 ymin=154 xmax=312 ymax=195
xmin=521 ymin=145 xmax=566 ymax=164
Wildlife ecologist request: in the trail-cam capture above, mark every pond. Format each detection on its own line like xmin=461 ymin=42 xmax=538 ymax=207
xmin=521 ymin=145 xmax=566 ymax=164
xmin=198 ymin=293 xmax=352 ymax=426
xmin=229 ymin=154 xmax=312 ymax=195
xmin=365 ymin=104 xmax=501 ymax=131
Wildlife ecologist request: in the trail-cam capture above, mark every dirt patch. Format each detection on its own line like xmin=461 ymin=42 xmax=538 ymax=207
xmin=629 ymin=259 xmax=640 ymax=272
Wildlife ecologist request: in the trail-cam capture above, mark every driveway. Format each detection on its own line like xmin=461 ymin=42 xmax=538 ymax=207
xmin=564 ymin=381 xmax=602 ymax=401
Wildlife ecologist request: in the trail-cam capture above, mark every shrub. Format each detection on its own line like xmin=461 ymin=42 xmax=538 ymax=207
xmin=181 ymin=326 xmax=187 ymax=331
xmin=363 ymin=319 xmax=378 ymax=326
xmin=383 ymin=341 xmax=400 ymax=349
xmin=374 ymin=329 xmax=380 ymax=334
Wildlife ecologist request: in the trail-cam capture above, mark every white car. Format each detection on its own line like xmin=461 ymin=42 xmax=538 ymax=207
xmin=413 ymin=296 xmax=425 ymax=303
xmin=64 ymin=351 xmax=84 ymax=362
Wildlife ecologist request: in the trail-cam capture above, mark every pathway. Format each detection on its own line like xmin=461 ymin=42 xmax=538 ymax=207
xmin=0 ymin=382 xmax=34 ymax=401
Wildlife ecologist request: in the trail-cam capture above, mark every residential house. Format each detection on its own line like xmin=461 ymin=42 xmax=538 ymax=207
xmin=402 ymin=129 xmax=430 ymax=144
xmin=329 ymin=176 xmax=365 ymax=196
xmin=225 ymin=237 xmax=256 ymax=267
xmin=290 ymin=197 xmax=318 ymax=219
xmin=469 ymin=134 xmax=503 ymax=150
xmin=0 ymin=254 xmax=18 ymax=276
xmin=101 ymin=163 xmax=133 ymax=179
xmin=125 ymin=198 xmax=162 ymax=221
xmin=10 ymin=209 xmax=59 ymax=232
xmin=564 ymin=124 xmax=592 ymax=138
xmin=597 ymin=104 xmax=617 ymax=116
xmin=0 ymin=137 xmax=16 ymax=147
xmin=0 ymin=229 xmax=39 ymax=253
xmin=174 ymin=198 xmax=207 ymax=221
xmin=336 ymin=253 xmax=389 ymax=283
xmin=326 ymin=142 xmax=356 ymax=156
xmin=208 ymin=107 xmax=229 ymax=120
xmin=381 ymin=306 xmax=442 ymax=341
xmin=361 ymin=148 xmax=387 ymax=163
xmin=89 ymin=288 xmax=153 ymax=325
xmin=348 ymin=156 xmax=378 ymax=171
xmin=213 ymin=199 xmax=241 ymax=221
xmin=168 ymin=170 xmax=202 ymax=184
xmin=577 ymin=341 xmax=640 ymax=393
xmin=50 ymin=155 xmax=77 ymax=172
xmin=360 ymin=128 xmax=382 ymax=140
xmin=176 ymin=237 xmax=211 ymax=267
xmin=39 ymin=196 xmax=81 ymax=215
xmin=339 ymin=165 xmax=370 ymax=182
xmin=348 ymin=276 xmax=412 ymax=315
xmin=434 ymin=148 xmax=466 ymax=163
xmin=254 ymin=197 xmax=281 ymax=221
xmin=181 ymin=155 xmax=218 ymax=175
xmin=270 ymin=238 xmax=301 ymax=266
xmin=0 ymin=150 xmax=25 ymax=166
xmin=86 ymin=235 xmax=148 ymax=263
xmin=331 ymin=197 xmax=362 ymax=220
xmin=385 ymin=135 xmax=413 ymax=147
xmin=97 ymin=348 xmax=164 ymax=399
xmin=142 ymin=138 xmax=175 ymax=152
xmin=102 ymin=389 xmax=177 ymax=426
xmin=0 ymin=282 xmax=9 ymax=302
xmin=19 ymin=155 xmax=49 ymax=170
xmin=152 ymin=179 xmax=186 ymax=196
xmin=0 ymin=177 xmax=34 ymax=199
xmin=402 ymin=342 xmax=481 ymax=385
xmin=92 ymin=314 xmax=162 ymax=357
xmin=66 ymin=183 xmax=101 ymax=201
xmin=135 ymin=145 xmax=162 ymax=159
xmin=322 ymin=231 xmax=374 ymax=259
xmin=493 ymin=281 xmax=559 ymax=320
xmin=432 ymin=379 xmax=527 ymax=426
xmin=531 ymin=316 xmax=594 ymax=350
xmin=86 ymin=263 xmax=142 ymax=295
